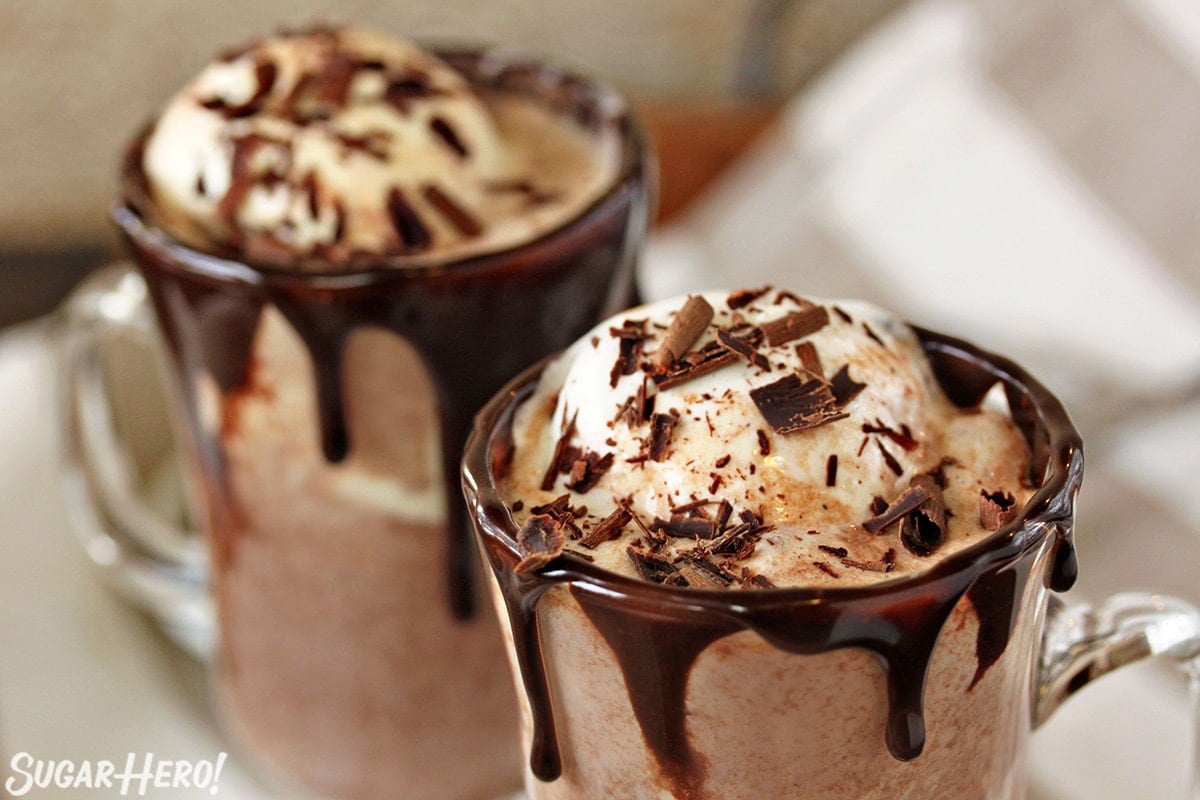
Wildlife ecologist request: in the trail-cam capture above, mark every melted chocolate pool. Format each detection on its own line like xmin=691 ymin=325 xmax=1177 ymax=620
xmin=465 ymin=328 xmax=1083 ymax=795
xmin=116 ymin=50 xmax=650 ymax=618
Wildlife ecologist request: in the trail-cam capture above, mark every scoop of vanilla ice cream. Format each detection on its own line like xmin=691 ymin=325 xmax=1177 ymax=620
xmin=140 ymin=27 xmax=616 ymax=265
xmin=500 ymin=289 xmax=1034 ymax=588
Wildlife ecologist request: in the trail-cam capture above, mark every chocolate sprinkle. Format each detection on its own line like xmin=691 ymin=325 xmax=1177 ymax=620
xmin=750 ymin=373 xmax=848 ymax=434
xmin=514 ymin=515 xmax=567 ymax=574
xmin=826 ymin=454 xmax=838 ymax=487
xmin=756 ymin=429 xmax=771 ymax=456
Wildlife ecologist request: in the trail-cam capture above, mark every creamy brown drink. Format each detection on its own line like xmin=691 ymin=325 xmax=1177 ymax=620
xmin=115 ymin=26 xmax=649 ymax=800
xmin=465 ymin=289 xmax=1083 ymax=800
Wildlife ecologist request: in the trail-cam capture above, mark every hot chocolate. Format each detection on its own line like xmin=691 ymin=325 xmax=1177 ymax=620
xmin=466 ymin=289 xmax=1081 ymax=800
xmin=117 ymin=26 xmax=649 ymax=800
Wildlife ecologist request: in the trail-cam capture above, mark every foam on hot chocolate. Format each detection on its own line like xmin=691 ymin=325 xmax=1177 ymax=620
xmin=500 ymin=288 xmax=1034 ymax=588
xmin=141 ymin=27 xmax=619 ymax=267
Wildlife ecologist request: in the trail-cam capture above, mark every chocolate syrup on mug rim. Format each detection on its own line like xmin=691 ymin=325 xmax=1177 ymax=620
xmin=115 ymin=50 xmax=650 ymax=619
xmin=465 ymin=329 xmax=1083 ymax=796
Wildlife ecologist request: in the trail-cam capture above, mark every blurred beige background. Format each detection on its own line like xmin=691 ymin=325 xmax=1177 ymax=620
xmin=0 ymin=0 xmax=899 ymax=256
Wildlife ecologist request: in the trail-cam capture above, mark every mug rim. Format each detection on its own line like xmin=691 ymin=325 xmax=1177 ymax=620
xmin=112 ymin=44 xmax=652 ymax=291
xmin=463 ymin=323 xmax=1084 ymax=608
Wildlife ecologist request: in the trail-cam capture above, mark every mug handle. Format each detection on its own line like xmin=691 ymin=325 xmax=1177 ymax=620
xmin=1036 ymin=592 xmax=1200 ymax=796
xmin=57 ymin=263 xmax=214 ymax=658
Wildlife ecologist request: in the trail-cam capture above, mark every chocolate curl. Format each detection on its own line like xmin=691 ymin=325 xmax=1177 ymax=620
xmin=651 ymin=296 xmax=713 ymax=372
xmin=979 ymin=489 xmax=1018 ymax=531
xmin=515 ymin=515 xmax=567 ymax=574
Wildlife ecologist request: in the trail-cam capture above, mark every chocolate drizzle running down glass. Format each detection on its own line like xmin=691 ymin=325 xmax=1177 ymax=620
xmin=119 ymin=47 xmax=647 ymax=617
xmin=114 ymin=33 xmax=649 ymax=800
xmin=465 ymin=305 xmax=1082 ymax=799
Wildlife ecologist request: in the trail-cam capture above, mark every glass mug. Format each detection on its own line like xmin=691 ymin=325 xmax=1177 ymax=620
xmin=60 ymin=49 xmax=650 ymax=800
xmin=463 ymin=326 xmax=1200 ymax=800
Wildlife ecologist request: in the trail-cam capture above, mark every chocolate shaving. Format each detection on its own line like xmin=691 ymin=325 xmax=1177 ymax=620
xmin=863 ymin=476 xmax=936 ymax=535
xmin=842 ymin=548 xmax=897 ymax=573
xmin=530 ymin=494 xmax=574 ymax=517
xmin=334 ymin=131 xmax=392 ymax=160
xmin=540 ymin=413 xmax=578 ymax=491
xmin=818 ymin=545 xmax=849 ymax=558
xmin=651 ymin=514 xmax=719 ymax=540
xmin=609 ymin=319 xmax=649 ymax=388
xmin=795 ymin=341 xmax=823 ymax=376
xmin=429 ymin=115 xmax=469 ymax=158
xmin=580 ymin=507 xmax=632 ymax=549
xmin=201 ymin=58 xmax=277 ymax=118
xmin=876 ymin=440 xmax=904 ymax=477
xmin=485 ymin=179 xmax=557 ymax=206
xmin=646 ymin=410 xmax=680 ymax=461
xmin=863 ymin=475 xmax=947 ymax=556
xmin=613 ymin=375 xmax=655 ymax=427
xmin=514 ymin=515 xmax=567 ymax=574
xmin=760 ymin=306 xmax=830 ymax=346
xmin=756 ymin=429 xmax=771 ymax=456
xmin=626 ymin=547 xmax=684 ymax=585
xmin=651 ymin=295 xmax=714 ymax=371
xmin=744 ymin=571 xmax=776 ymax=589
xmin=826 ymin=454 xmax=839 ymax=487
xmin=565 ymin=451 xmax=615 ymax=493
xmin=655 ymin=340 xmax=738 ymax=389
xmin=675 ymin=553 xmax=735 ymax=588
xmin=387 ymin=187 xmax=432 ymax=252
xmin=863 ymin=420 xmax=919 ymax=451
xmin=862 ymin=323 xmax=885 ymax=347
xmin=833 ymin=306 xmax=854 ymax=324
xmin=727 ymin=286 xmax=771 ymax=309
xmin=829 ymin=364 xmax=867 ymax=406
xmin=716 ymin=328 xmax=770 ymax=370
xmin=384 ymin=74 xmax=441 ymax=113
xmin=422 ymin=184 xmax=482 ymax=237
xmin=814 ymin=561 xmax=840 ymax=578
xmin=750 ymin=373 xmax=848 ymax=434
xmin=979 ymin=489 xmax=1018 ymax=531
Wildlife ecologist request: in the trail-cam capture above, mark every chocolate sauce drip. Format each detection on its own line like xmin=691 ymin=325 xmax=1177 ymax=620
xmin=966 ymin=561 xmax=1032 ymax=689
xmin=573 ymin=588 xmax=737 ymax=796
xmin=118 ymin=49 xmax=649 ymax=619
xmin=466 ymin=329 xmax=1085 ymax=796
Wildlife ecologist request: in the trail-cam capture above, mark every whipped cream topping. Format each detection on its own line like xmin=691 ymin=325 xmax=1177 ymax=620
xmin=141 ymin=27 xmax=619 ymax=267
xmin=499 ymin=289 xmax=1035 ymax=588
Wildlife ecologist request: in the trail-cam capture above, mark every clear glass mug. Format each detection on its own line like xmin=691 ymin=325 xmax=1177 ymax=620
xmin=59 ymin=49 xmax=651 ymax=800
xmin=463 ymin=327 xmax=1200 ymax=800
